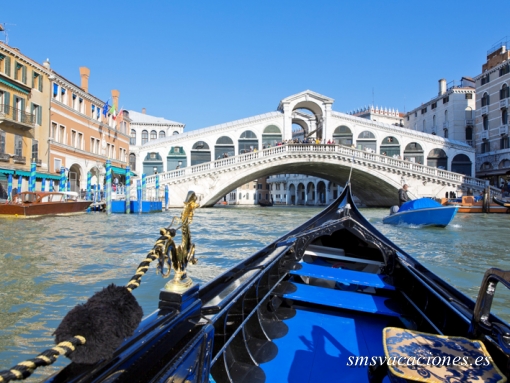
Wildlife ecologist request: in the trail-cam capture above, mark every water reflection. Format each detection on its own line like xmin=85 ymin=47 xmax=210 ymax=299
xmin=0 ymin=206 xmax=509 ymax=381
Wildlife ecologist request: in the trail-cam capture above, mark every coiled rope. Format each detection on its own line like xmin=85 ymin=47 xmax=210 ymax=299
xmin=0 ymin=227 xmax=175 ymax=382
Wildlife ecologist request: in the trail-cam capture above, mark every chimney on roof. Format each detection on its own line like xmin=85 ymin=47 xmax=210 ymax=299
xmin=79 ymin=67 xmax=90 ymax=93
xmin=438 ymin=79 xmax=447 ymax=96
xmin=111 ymin=89 xmax=119 ymax=109
xmin=142 ymin=108 xmax=146 ymax=114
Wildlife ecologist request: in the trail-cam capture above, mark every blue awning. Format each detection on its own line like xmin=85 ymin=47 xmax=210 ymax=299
xmin=0 ymin=168 xmax=15 ymax=175
xmin=0 ymin=77 xmax=29 ymax=94
xmin=13 ymin=170 xmax=61 ymax=180
xmin=111 ymin=166 xmax=137 ymax=177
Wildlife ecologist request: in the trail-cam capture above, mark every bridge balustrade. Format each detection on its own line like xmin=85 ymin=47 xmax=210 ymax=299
xmin=143 ymin=144 xmax=496 ymax=195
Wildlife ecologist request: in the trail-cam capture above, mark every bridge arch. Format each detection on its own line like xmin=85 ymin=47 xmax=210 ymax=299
xmin=215 ymin=136 xmax=235 ymax=159
xmin=143 ymin=152 xmax=163 ymax=175
xmin=238 ymin=130 xmax=258 ymax=154
xmin=167 ymin=146 xmax=187 ymax=170
xmin=356 ymin=130 xmax=376 ymax=151
xmin=404 ymin=142 xmax=424 ymax=164
xmin=333 ymin=125 xmax=353 ymax=146
xmin=262 ymin=125 xmax=282 ymax=148
xmin=427 ymin=148 xmax=448 ymax=170
xmin=380 ymin=136 xmax=400 ymax=157
xmin=451 ymin=154 xmax=472 ymax=176
xmin=191 ymin=141 xmax=211 ymax=166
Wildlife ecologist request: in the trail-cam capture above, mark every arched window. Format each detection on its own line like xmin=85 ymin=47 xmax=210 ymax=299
xmin=502 ymin=109 xmax=508 ymax=125
xmin=141 ymin=130 xmax=148 ymax=145
xmin=500 ymin=84 xmax=509 ymax=100
xmin=130 ymin=129 xmax=136 ymax=145
xmin=481 ymin=92 xmax=490 ymax=107
xmin=129 ymin=153 xmax=136 ymax=171
xmin=159 ymin=131 xmax=166 ymax=139
xmin=483 ymin=115 xmax=489 ymax=130
xmin=150 ymin=130 xmax=157 ymax=140
xmin=444 ymin=129 xmax=448 ymax=138
xmin=173 ymin=131 xmax=179 ymax=135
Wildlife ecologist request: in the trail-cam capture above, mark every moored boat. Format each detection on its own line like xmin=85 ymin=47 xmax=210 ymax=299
xmin=493 ymin=196 xmax=510 ymax=211
xmin=0 ymin=191 xmax=92 ymax=217
xmin=2 ymin=186 xmax=510 ymax=383
xmin=441 ymin=195 xmax=508 ymax=213
xmin=382 ymin=198 xmax=459 ymax=227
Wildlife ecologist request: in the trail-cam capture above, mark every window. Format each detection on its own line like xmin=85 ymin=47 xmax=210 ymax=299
xmin=51 ymin=122 xmax=57 ymax=140
xmin=94 ymin=138 xmax=99 ymax=154
xmin=32 ymin=140 xmax=38 ymax=162
xmin=0 ymin=54 xmax=11 ymax=76
xmin=79 ymin=98 xmax=84 ymax=113
xmin=503 ymin=109 xmax=508 ymax=125
xmin=159 ymin=131 xmax=165 ymax=139
xmin=107 ymin=143 xmax=111 ymax=157
xmin=60 ymin=87 xmax=66 ymax=103
xmin=431 ymin=102 xmax=437 ymax=109
xmin=444 ymin=129 xmax=448 ymax=139
xmin=54 ymin=158 xmax=62 ymax=172
xmin=90 ymin=137 xmax=95 ymax=153
xmin=422 ymin=120 xmax=426 ymax=132
xmin=500 ymin=65 xmax=510 ymax=76
xmin=481 ymin=92 xmax=490 ymax=107
xmin=442 ymin=96 xmax=449 ymax=104
xmin=71 ymin=130 xmax=77 ymax=147
xmin=421 ymin=107 xmax=427 ymax=114
xmin=77 ymin=133 xmax=83 ymax=149
xmin=481 ymin=141 xmax=490 ymax=153
xmin=129 ymin=153 xmax=136 ymax=170
xmin=111 ymin=145 xmax=115 ymax=159
xmin=501 ymin=137 xmax=510 ymax=149
xmin=500 ymin=84 xmax=509 ymax=100
xmin=150 ymin=130 xmax=157 ymax=140
xmin=31 ymin=103 xmax=42 ymax=125
xmin=14 ymin=62 xmax=27 ymax=84
xmin=483 ymin=115 xmax=489 ymax=130
xmin=0 ymin=130 xmax=5 ymax=153
xmin=15 ymin=135 xmax=23 ymax=156
xmin=414 ymin=112 xmax=417 ymax=117
xmin=465 ymin=93 xmax=473 ymax=100
xmin=32 ymin=72 xmax=42 ymax=91
xmin=72 ymin=94 xmax=78 ymax=110
xmin=130 ymin=129 xmax=136 ymax=145
xmin=481 ymin=74 xmax=490 ymax=85
xmin=142 ymin=130 xmax=148 ymax=144
xmin=59 ymin=125 xmax=65 ymax=144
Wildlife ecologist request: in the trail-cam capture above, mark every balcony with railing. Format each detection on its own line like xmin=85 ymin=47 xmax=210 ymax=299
xmin=481 ymin=106 xmax=489 ymax=116
xmin=0 ymin=104 xmax=35 ymax=130
xmin=500 ymin=124 xmax=508 ymax=135
xmin=13 ymin=155 xmax=26 ymax=164
xmin=466 ymin=119 xmax=474 ymax=126
xmin=501 ymin=99 xmax=509 ymax=109
xmin=481 ymin=130 xmax=489 ymax=140
xmin=0 ymin=153 xmax=10 ymax=162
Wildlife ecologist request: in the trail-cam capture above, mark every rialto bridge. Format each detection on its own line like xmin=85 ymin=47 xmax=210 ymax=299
xmin=132 ymin=90 xmax=493 ymax=207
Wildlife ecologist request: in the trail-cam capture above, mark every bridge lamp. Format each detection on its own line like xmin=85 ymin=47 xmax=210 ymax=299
xmin=153 ymin=166 xmax=158 ymax=174
xmin=178 ymin=161 xmax=182 ymax=167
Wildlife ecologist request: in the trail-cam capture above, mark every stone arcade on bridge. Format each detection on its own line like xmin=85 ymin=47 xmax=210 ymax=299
xmin=135 ymin=90 xmax=480 ymax=207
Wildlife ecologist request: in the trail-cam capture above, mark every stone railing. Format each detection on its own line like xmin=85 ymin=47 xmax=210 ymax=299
xmin=145 ymin=144 xmax=491 ymax=193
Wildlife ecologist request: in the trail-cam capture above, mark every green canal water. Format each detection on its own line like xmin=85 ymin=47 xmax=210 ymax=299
xmin=0 ymin=206 xmax=509 ymax=381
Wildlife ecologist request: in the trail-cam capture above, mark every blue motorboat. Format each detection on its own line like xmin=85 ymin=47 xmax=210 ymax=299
xmin=2 ymin=185 xmax=510 ymax=383
xmin=382 ymin=197 xmax=459 ymax=227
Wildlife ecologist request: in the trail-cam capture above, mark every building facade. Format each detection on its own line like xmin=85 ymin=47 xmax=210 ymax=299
xmin=404 ymin=78 xmax=476 ymax=146
xmin=127 ymin=109 xmax=185 ymax=176
xmin=348 ymin=106 xmax=404 ymax=127
xmin=473 ymin=42 xmax=510 ymax=185
xmin=49 ymin=66 xmax=131 ymax=192
xmin=0 ymin=42 xmax=58 ymax=196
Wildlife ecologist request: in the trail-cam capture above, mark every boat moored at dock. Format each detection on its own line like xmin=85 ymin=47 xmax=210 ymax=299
xmin=0 ymin=192 xmax=92 ymax=218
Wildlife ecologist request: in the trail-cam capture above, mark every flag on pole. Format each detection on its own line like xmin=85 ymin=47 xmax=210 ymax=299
xmin=109 ymin=104 xmax=117 ymax=120
xmin=116 ymin=107 xmax=124 ymax=123
xmin=102 ymin=101 xmax=109 ymax=117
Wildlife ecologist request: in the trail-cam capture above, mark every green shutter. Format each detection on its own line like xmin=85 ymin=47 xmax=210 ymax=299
xmin=32 ymin=72 xmax=35 ymax=88
xmin=4 ymin=91 xmax=10 ymax=109
xmin=22 ymin=65 xmax=27 ymax=84
xmin=4 ymin=57 xmax=10 ymax=76
xmin=38 ymin=106 xmax=42 ymax=125
xmin=38 ymin=74 xmax=43 ymax=92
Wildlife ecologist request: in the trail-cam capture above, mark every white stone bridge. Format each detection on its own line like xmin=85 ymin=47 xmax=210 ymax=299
xmin=144 ymin=144 xmax=495 ymax=207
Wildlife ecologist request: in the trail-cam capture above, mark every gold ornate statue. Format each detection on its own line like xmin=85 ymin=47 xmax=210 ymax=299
xmin=161 ymin=191 xmax=199 ymax=292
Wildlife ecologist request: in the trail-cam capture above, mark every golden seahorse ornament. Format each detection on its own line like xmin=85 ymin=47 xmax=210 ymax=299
xmin=160 ymin=191 xmax=199 ymax=292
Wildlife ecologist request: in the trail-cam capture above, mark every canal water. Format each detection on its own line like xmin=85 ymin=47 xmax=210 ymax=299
xmin=1 ymin=206 xmax=509 ymax=381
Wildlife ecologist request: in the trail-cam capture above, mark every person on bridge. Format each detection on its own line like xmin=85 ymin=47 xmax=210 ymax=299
xmin=398 ymin=184 xmax=410 ymax=207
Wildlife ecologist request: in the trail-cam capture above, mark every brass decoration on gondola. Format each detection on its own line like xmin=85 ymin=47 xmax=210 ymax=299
xmin=159 ymin=191 xmax=199 ymax=292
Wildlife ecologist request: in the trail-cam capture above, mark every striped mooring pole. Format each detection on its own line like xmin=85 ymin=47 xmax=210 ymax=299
xmin=141 ymin=173 xmax=146 ymax=202
xmin=49 ymin=180 xmax=54 ymax=192
xmin=7 ymin=174 xmax=12 ymax=202
xmin=60 ymin=167 xmax=66 ymax=193
xmin=86 ymin=172 xmax=92 ymax=212
xmin=29 ymin=161 xmax=36 ymax=192
xmin=105 ymin=160 xmax=112 ymax=215
xmin=164 ymin=184 xmax=169 ymax=211
xmin=155 ymin=175 xmax=160 ymax=202
xmin=137 ymin=179 xmax=142 ymax=214
xmin=125 ymin=166 xmax=131 ymax=214
xmin=41 ymin=178 xmax=46 ymax=192
xmin=17 ymin=175 xmax=22 ymax=193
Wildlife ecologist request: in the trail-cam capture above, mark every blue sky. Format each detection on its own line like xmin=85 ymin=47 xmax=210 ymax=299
xmin=2 ymin=1 xmax=509 ymax=131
